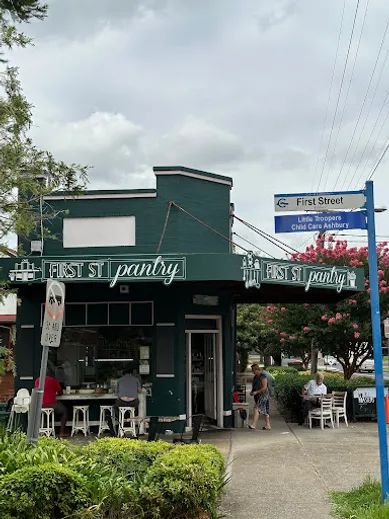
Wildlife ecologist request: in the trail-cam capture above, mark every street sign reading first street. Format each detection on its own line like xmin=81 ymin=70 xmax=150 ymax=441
xmin=274 ymin=190 xmax=366 ymax=212
xmin=275 ymin=211 xmax=367 ymax=234
xmin=41 ymin=279 xmax=65 ymax=347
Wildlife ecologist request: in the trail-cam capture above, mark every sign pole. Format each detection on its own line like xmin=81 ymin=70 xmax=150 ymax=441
xmin=365 ymin=179 xmax=389 ymax=502
xmin=26 ymin=345 xmax=49 ymax=445
xmin=26 ymin=279 xmax=65 ymax=446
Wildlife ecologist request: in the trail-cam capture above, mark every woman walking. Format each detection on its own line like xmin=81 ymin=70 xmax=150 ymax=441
xmin=249 ymin=364 xmax=271 ymax=430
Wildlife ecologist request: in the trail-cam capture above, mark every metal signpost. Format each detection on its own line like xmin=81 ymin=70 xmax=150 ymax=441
xmin=274 ymin=181 xmax=389 ymax=502
xmin=26 ymin=280 xmax=65 ymax=445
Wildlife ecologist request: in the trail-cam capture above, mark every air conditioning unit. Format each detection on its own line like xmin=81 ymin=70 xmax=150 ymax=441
xmin=119 ymin=285 xmax=130 ymax=294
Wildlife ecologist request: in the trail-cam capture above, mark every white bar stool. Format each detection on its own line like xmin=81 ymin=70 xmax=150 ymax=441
xmin=40 ymin=408 xmax=55 ymax=437
xmin=118 ymin=407 xmax=136 ymax=438
xmin=71 ymin=405 xmax=90 ymax=437
xmin=98 ymin=405 xmax=114 ymax=437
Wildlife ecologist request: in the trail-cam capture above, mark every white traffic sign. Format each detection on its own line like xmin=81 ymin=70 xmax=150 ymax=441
xmin=384 ymin=318 xmax=389 ymax=339
xmin=274 ymin=190 xmax=365 ymax=212
xmin=41 ymin=280 xmax=65 ymax=347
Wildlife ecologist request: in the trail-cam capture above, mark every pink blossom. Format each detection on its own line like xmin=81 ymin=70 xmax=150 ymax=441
xmin=281 ymin=307 xmax=286 ymax=312
xmin=349 ymin=299 xmax=357 ymax=305
xmin=274 ymin=330 xmax=279 ymax=334
xmin=353 ymin=323 xmax=358 ymax=329
xmin=354 ymin=332 xmax=360 ymax=339
xmin=328 ymin=318 xmax=336 ymax=325
xmin=280 ymin=332 xmax=286 ymax=337
xmin=267 ymin=319 xmax=273 ymax=323
xmin=304 ymin=303 xmax=310 ymax=307
xmin=368 ymin=299 xmax=371 ymax=304
xmin=379 ymin=269 xmax=385 ymax=277
xmin=321 ymin=315 xmax=327 ymax=321
xmin=367 ymin=288 xmax=371 ymax=294
xmin=289 ymin=336 xmax=296 ymax=340
xmin=335 ymin=313 xmax=342 ymax=320
xmin=303 ymin=326 xmax=310 ymax=333
xmin=280 ymin=338 xmax=285 ymax=343
xmin=266 ymin=305 xmax=272 ymax=312
xmin=328 ymin=235 xmax=334 ymax=242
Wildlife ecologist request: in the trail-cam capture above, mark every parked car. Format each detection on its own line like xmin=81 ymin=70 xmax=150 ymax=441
xmin=324 ymin=356 xmax=337 ymax=367
xmin=360 ymin=359 xmax=375 ymax=373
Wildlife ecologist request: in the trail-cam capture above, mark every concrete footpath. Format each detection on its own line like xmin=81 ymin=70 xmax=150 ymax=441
xmin=201 ymin=403 xmax=384 ymax=519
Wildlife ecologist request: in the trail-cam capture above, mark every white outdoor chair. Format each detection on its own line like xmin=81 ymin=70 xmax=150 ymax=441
xmin=332 ymin=391 xmax=348 ymax=428
xmin=308 ymin=395 xmax=335 ymax=430
xmin=7 ymin=389 xmax=31 ymax=433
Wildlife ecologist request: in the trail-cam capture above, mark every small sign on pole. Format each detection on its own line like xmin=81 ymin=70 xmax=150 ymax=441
xmin=27 ymin=280 xmax=65 ymax=445
xmin=41 ymin=280 xmax=65 ymax=347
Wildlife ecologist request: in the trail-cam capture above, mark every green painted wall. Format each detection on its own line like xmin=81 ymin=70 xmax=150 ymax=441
xmin=23 ymin=173 xmax=231 ymax=257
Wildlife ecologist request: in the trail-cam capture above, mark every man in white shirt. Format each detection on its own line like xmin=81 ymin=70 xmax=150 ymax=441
xmin=299 ymin=373 xmax=327 ymax=425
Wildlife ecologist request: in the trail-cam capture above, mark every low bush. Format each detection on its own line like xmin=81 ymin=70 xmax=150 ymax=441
xmin=330 ymin=477 xmax=389 ymax=518
xmin=82 ymin=437 xmax=174 ymax=479
xmin=274 ymin=372 xmax=377 ymax=421
xmin=265 ymin=366 xmax=298 ymax=377
xmin=0 ymin=463 xmax=90 ymax=519
xmin=140 ymin=444 xmax=226 ymax=519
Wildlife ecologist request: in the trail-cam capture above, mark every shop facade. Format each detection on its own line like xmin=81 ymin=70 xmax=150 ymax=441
xmin=0 ymin=166 xmax=364 ymax=428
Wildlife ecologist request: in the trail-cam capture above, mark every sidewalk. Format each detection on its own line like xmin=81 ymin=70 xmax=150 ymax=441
xmin=209 ymin=400 xmax=384 ymax=519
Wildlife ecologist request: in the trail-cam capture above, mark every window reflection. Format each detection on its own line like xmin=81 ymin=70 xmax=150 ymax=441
xmin=48 ymin=326 xmax=152 ymax=388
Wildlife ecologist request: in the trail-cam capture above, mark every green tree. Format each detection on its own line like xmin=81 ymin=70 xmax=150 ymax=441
xmin=0 ymin=1 xmax=88 ymax=257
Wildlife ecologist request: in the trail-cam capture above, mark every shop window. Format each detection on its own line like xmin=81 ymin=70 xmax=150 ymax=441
xmin=17 ymin=327 xmax=35 ymax=378
xmin=156 ymin=326 xmax=175 ymax=375
xmin=130 ymin=302 xmax=153 ymax=326
xmin=65 ymin=304 xmax=86 ymax=327
xmin=109 ymin=303 xmax=130 ymax=325
xmin=87 ymin=304 xmax=108 ymax=326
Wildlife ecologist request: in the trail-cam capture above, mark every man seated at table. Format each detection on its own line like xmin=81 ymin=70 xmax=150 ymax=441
xmin=298 ymin=373 xmax=327 ymax=426
xmin=107 ymin=365 xmax=142 ymax=436
xmin=35 ymin=370 xmax=68 ymax=437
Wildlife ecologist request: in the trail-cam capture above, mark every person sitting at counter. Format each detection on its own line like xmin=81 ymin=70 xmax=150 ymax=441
xmin=35 ymin=370 xmax=68 ymax=437
xmin=107 ymin=365 xmax=142 ymax=437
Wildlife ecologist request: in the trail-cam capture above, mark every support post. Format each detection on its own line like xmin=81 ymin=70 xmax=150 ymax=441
xmin=26 ymin=344 xmax=49 ymax=445
xmin=365 ymin=179 xmax=389 ymax=502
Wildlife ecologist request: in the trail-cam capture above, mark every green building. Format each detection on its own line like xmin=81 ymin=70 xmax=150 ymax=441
xmin=0 ymin=166 xmax=364 ymax=428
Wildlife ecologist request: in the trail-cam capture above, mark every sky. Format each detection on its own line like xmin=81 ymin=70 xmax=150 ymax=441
xmin=8 ymin=0 xmax=389 ymax=258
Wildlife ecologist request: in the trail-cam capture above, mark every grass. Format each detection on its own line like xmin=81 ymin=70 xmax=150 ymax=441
xmin=330 ymin=478 xmax=389 ymax=518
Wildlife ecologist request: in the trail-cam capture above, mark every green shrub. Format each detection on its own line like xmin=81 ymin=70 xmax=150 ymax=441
xmin=0 ymin=463 xmax=90 ymax=519
xmin=274 ymin=372 xmax=377 ymax=421
xmin=265 ymin=366 xmax=298 ymax=377
xmin=0 ymin=433 xmax=76 ymax=474
xmin=82 ymin=437 xmax=174 ymax=479
xmin=330 ymin=477 xmax=389 ymax=518
xmin=140 ymin=444 xmax=226 ymax=519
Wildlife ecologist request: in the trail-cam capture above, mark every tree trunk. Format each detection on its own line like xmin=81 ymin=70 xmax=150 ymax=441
xmin=343 ymin=365 xmax=355 ymax=380
xmin=264 ymin=355 xmax=272 ymax=367
xmin=272 ymin=352 xmax=282 ymax=366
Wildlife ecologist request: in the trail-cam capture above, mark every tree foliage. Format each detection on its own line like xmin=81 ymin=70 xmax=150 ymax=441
xmin=0 ymin=1 xmax=89 ymax=257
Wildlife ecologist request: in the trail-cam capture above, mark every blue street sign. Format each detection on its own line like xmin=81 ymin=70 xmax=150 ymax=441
xmin=274 ymin=211 xmax=366 ymax=234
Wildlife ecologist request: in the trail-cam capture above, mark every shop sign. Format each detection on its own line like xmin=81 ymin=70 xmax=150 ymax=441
xmin=8 ymin=256 xmax=186 ymax=287
xmin=41 ymin=280 xmax=65 ymax=347
xmin=242 ymin=252 xmax=358 ymax=293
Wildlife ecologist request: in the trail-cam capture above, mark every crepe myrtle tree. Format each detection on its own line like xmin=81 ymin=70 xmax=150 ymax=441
xmin=261 ymin=236 xmax=389 ymax=379
xmin=0 ymin=1 xmax=89 ymax=302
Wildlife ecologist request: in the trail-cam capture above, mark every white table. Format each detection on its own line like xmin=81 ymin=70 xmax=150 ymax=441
xmin=57 ymin=390 xmax=147 ymax=434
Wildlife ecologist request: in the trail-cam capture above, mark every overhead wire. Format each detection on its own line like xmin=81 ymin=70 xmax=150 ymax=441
xmin=317 ymin=0 xmax=361 ymax=191
xmin=340 ymin=17 xmax=389 ymax=189
xmin=232 ymin=232 xmax=276 ymax=258
xmin=326 ymin=0 xmax=369 ymax=190
xmin=233 ymin=215 xmax=299 ymax=255
xmin=312 ymin=0 xmax=347 ymax=191
xmin=366 ymin=136 xmax=389 ymax=180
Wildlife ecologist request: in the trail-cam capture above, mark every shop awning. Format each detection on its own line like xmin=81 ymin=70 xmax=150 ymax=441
xmin=0 ymin=251 xmax=364 ymax=304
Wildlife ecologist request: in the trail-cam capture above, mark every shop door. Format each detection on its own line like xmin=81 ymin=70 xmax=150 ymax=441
xmin=204 ymin=334 xmax=217 ymax=421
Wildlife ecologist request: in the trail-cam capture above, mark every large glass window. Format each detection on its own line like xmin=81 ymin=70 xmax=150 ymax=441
xmin=48 ymin=326 xmax=152 ymax=388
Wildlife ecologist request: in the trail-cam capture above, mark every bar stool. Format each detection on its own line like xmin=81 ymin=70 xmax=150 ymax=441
xmin=98 ymin=405 xmax=114 ymax=437
xmin=118 ymin=407 xmax=136 ymax=438
xmin=71 ymin=405 xmax=90 ymax=437
xmin=40 ymin=408 xmax=55 ymax=437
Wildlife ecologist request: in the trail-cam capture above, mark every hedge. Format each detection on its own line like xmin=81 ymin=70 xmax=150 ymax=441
xmin=0 ymin=434 xmax=226 ymax=519
xmin=274 ymin=372 xmax=378 ymax=422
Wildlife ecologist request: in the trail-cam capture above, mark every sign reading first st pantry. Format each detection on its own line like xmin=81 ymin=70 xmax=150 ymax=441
xmin=274 ymin=190 xmax=366 ymax=212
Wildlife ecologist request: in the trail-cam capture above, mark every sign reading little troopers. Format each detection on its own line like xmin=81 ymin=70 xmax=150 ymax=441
xmin=41 ymin=280 xmax=65 ymax=347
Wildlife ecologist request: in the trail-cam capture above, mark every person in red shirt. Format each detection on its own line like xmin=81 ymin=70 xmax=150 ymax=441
xmin=35 ymin=371 xmax=68 ymax=437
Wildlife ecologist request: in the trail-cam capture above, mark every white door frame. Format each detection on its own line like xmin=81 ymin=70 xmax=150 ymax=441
xmin=185 ymin=315 xmax=223 ymax=428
